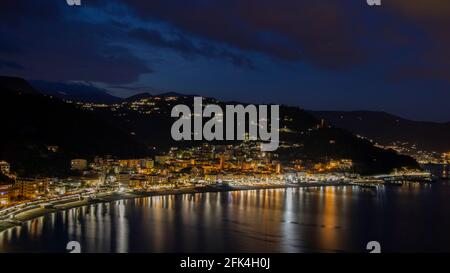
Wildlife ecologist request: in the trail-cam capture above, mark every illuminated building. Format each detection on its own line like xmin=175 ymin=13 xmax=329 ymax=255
xmin=148 ymin=175 xmax=168 ymax=185
xmin=119 ymin=159 xmax=141 ymax=169
xmin=0 ymin=161 xmax=10 ymax=174
xmin=0 ymin=184 xmax=14 ymax=205
xmin=443 ymin=152 xmax=450 ymax=163
xmin=130 ymin=176 xmax=148 ymax=189
xmin=204 ymin=174 xmax=218 ymax=183
xmin=80 ymin=174 xmax=104 ymax=186
xmin=272 ymin=160 xmax=281 ymax=174
xmin=219 ymin=155 xmax=224 ymax=170
xmin=141 ymin=159 xmax=154 ymax=169
xmin=46 ymin=145 xmax=59 ymax=153
xmin=155 ymin=155 xmax=170 ymax=165
xmin=117 ymin=172 xmax=131 ymax=188
xmin=15 ymin=178 xmax=49 ymax=199
xmin=71 ymin=159 xmax=88 ymax=171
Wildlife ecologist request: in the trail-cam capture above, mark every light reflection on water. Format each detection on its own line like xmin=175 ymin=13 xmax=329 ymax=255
xmin=1 ymin=183 xmax=450 ymax=253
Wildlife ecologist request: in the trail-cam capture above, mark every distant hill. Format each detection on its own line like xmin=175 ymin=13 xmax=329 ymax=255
xmin=31 ymin=80 xmax=122 ymax=104
xmin=124 ymin=92 xmax=153 ymax=102
xmin=0 ymin=78 xmax=150 ymax=177
xmin=92 ymin=95 xmax=419 ymax=174
xmin=0 ymin=76 xmax=38 ymax=94
xmin=158 ymin=91 xmax=197 ymax=97
xmin=0 ymin=76 xmax=420 ymax=175
xmin=124 ymin=92 xmax=197 ymax=102
xmin=29 ymin=80 xmax=197 ymax=104
xmin=312 ymin=111 xmax=450 ymax=152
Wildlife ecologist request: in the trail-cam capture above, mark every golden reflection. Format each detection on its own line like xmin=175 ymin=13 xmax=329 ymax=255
xmin=116 ymin=200 xmax=128 ymax=253
xmin=317 ymin=186 xmax=339 ymax=252
xmin=1 ymin=183 xmax=447 ymax=253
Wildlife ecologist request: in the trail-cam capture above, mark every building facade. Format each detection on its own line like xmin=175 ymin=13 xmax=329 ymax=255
xmin=71 ymin=159 xmax=88 ymax=171
xmin=15 ymin=178 xmax=50 ymax=199
xmin=0 ymin=161 xmax=10 ymax=174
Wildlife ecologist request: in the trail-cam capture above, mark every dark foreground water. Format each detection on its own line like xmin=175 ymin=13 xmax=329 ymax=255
xmin=1 ymin=182 xmax=450 ymax=253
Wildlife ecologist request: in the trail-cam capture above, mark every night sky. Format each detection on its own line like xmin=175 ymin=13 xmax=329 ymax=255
xmin=1 ymin=0 xmax=450 ymax=121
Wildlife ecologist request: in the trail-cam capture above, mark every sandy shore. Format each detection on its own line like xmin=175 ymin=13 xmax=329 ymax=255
xmin=0 ymin=182 xmax=345 ymax=233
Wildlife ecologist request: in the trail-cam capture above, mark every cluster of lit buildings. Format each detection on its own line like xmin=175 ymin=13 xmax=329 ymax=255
xmin=0 ymin=140 xmax=360 ymax=207
xmin=1 ymin=139 xmax=445 ymax=208
xmin=2 ymin=160 xmax=51 ymax=206
xmin=69 ymin=94 xmax=184 ymax=115
xmin=372 ymin=141 xmax=450 ymax=179
xmin=4 ymin=92 xmax=444 ymax=208
xmin=374 ymin=141 xmax=446 ymax=164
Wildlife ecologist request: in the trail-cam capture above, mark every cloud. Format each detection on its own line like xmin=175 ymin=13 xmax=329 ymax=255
xmin=121 ymin=0 xmax=370 ymax=70
xmin=129 ymin=28 xmax=254 ymax=68
xmin=120 ymin=0 xmax=450 ymax=81
xmin=0 ymin=0 xmax=256 ymax=84
xmin=2 ymin=0 xmax=450 ymax=85
xmin=386 ymin=0 xmax=450 ymax=82
xmin=0 ymin=0 xmax=152 ymax=84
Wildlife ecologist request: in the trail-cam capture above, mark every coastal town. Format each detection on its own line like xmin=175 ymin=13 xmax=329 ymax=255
xmin=1 ymin=138 xmax=448 ymax=229
xmin=1 ymin=91 xmax=449 ymax=231
xmin=0 ymin=140 xmax=353 ymax=206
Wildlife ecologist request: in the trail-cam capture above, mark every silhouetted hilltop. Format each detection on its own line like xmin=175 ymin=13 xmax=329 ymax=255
xmin=124 ymin=92 xmax=196 ymax=102
xmin=93 ymin=95 xmax=419 ymax=174
xmin=31 ymin=80 xmax=122 ymax=104
xmin=0 ymin=76 xmax=38 ymax=94
xmin=124 ymin=92 xmax=153 ymax=102
xmin=0 ymin=76 xmax=419 ymax=175
xmin=158 ymin=91 xmax=196 ymax=97
xmin=313 ymin=111 xmax=450 ymax=152
xmin=0 ymin=79 xmax=150 ymax=177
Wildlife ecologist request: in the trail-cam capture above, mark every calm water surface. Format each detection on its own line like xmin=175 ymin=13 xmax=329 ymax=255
xmin=1 ymin=182 xmax=450 ymax=253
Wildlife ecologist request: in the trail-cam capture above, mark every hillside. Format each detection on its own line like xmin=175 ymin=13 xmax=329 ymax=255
xmin=0 ymin=81 xmax=150 ymax=177
xmin=0 ymin=76 xmax=38 ymax=94
xmin=91 ymin=94 xmax=419 ymax=174
xmin=31 ymin=80 xmax=122 ymax=104
xmin=0 ymin=76 xmax=420 ymax=175
xmin=313 ymin=111 xmax=450 ymax=152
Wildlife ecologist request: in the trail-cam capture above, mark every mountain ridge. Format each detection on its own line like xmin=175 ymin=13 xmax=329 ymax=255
xmin=312 ymin=110 xmax=450 ymax=152
xmin=0 ymin=76 xmax=38 ymax=94
xmin=0 ymin=76 xmax=420 ymax=175
xmin=31 ymin=80 xmax=122 ymax=104
xmin=0 ymin=77 xmax=151 ymax=177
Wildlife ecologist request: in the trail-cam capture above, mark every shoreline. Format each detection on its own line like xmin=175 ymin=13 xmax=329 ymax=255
xmin=0 ymin=182 xmax=346 ymax=234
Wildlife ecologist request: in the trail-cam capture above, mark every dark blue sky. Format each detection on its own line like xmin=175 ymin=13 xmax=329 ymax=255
xmin=1 ymin=0 xmax=450 ymax=121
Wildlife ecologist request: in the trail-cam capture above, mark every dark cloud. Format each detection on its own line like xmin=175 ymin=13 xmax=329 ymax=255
xmin=2 ymin=0 xmax=450 ymax=82
xmin=120 ymin=0 xmax=450 ymax=80
xmin=121 ymin=0 xmax=370 ymax=69
xmin=387 ymin=0 xmax=450 ymax=82
xmin=0 ymin=0 xmax=257 ymax=84
xmin=129 ymin=28 xmax=254 ymax=68
xmin=0 ymin=0 xmax=151 ymax=84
